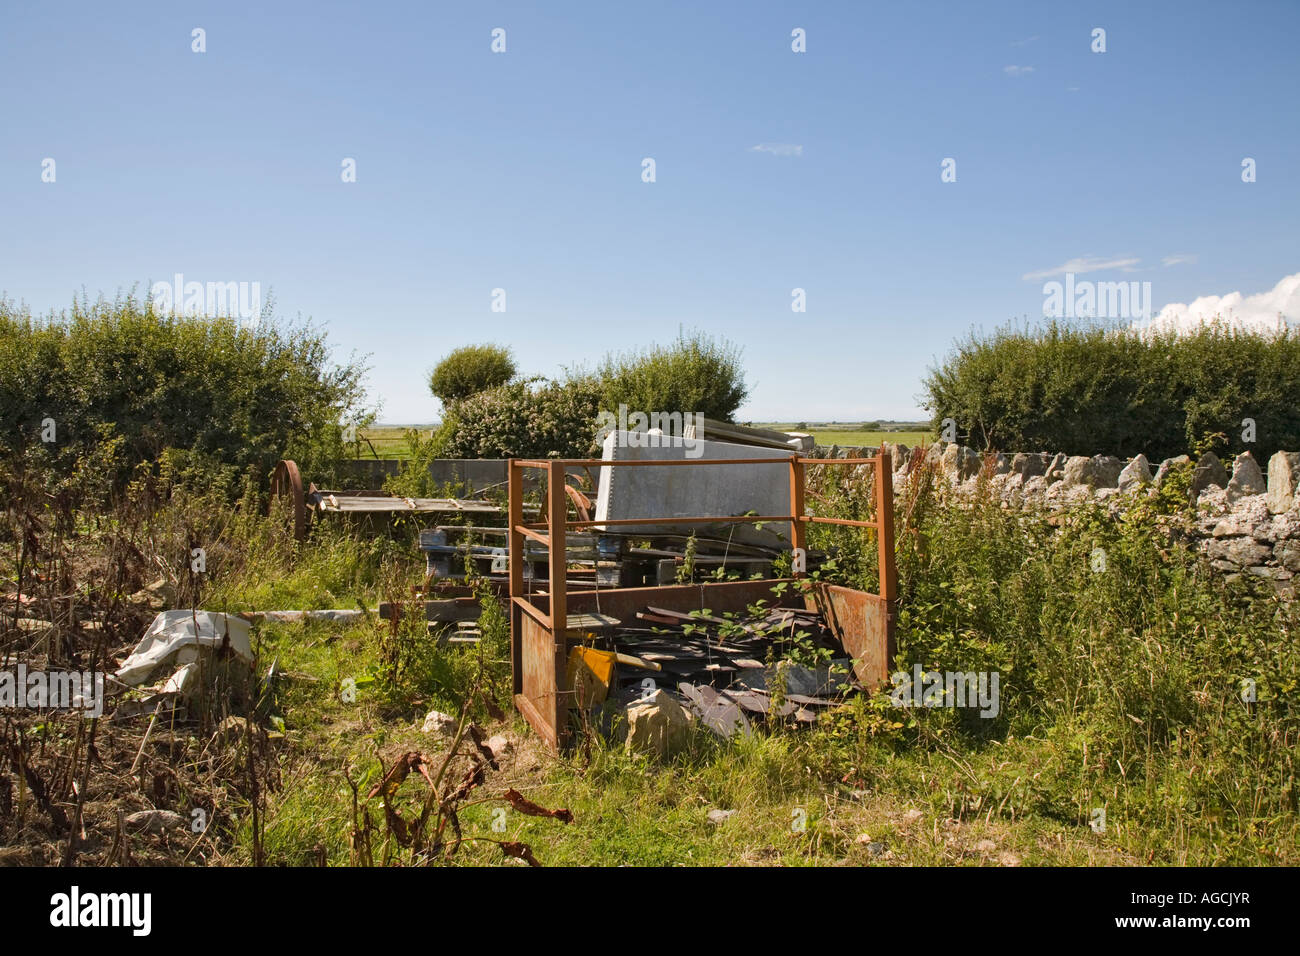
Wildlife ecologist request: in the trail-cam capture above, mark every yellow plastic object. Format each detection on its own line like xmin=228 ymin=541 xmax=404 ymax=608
xmin=566 ymin=646 xmax=616 ymax=708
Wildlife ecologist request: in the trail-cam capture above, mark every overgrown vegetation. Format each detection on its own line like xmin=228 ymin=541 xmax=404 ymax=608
xmin=3 ymin=302 xmax=1294 ymax=867
xmin=923 ymin=318 xmax=1300 ymax=460
xmin=110 ymin=457 xmax=1300 ymax=864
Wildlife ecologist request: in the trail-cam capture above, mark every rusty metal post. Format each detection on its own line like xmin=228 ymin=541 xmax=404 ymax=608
xmin=546 ymin=460 xmax=569 ymax=740
xmin=788 ymin=458 xmax=806 ymax=575
xmin=508 ymin=460 xmax=525 ymax=695
xmin=874 ymin=451 xmax=898 ymax=662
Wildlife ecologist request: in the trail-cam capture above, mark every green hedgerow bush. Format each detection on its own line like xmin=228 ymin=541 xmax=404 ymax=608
xmin=425 ymin=329 xmax=750 ymax=461
xmin=429 ymin=344 xmax=516 ymax=405
xmin=437 ymin=377 xmax=603 ymax=459
xmin=923 ymin=318 xmax=1300 ymax=460
xmin=0 ymin=292 xmax=370 ymax=496
xmin=592 ymin=328 xmax=749 ymax=423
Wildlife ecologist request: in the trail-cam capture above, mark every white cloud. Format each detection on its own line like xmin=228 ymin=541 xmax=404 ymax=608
xmin=1147 ymin=271 xmax=1300 ymax=332
xmin=750 ymin=143 xmax=803 ymax=157
xmin=1022 ymin=256 xmax=1141 ymax=281
xmin=1003 ymin=65 xmax=1035 ymax=77
xmin=1066 ymin=84 xmax=1080 ymax=92
xmin=1010 ymin=36 xmax=1040 ymax=47
xmin=1161 ymin=253 xmax=1198 ymax=266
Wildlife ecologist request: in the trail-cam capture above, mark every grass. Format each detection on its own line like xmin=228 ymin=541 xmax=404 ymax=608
xmin=230 ymin=613 xmax=1137 ymax=867
xmin=352 ymin=426 xmax=434 ymax=461
xmin=803 ymin=430 xmax=929 ymax=448
xmin=358 ymin=425 xmax=936 ymax=462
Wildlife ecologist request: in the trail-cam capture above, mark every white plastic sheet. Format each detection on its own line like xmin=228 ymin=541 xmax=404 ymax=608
xmin=115 ymin=610 xmax=253 ymax=688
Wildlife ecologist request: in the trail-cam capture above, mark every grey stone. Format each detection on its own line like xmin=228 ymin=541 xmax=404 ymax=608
xmin=1275 ymin=540 xmax=1300 ymax=573
xmin=485 ymin=734 xmax=513 ymax=760
xmin=1245 ymin=565 xmax=1287 ymax=580
xmin=1267 ymin=451 xmax=1300 ymax=514
xmin=1117 ymin=454 xmax=1152 ymax=493
xmin=1062 ymin=455 xmax=1121 ymax=488
xmin=1208 ymin=496 xmax=1271 ymax=540
xmin=1267 ymin=510 xmax=1300 ymax=542
xmin=882 ymin=442 xmax=910 ymax=473
xmin=125 ymin=810 xmax=186 ymax=834
xmin=1226 ymin=451 xmax=1266 ymax=501
xmin=940 ymin=444 xmax=980 ymax=481
xmin=1191 ymin=452 xmax=1229 ymax=497
xmin=1061 ymin=456 xmax=1090 ymax=486
xmin=707 ymin=808 xmax=736 ymax=825
xmin=1009 ymin=452 xmax=1047 ymax=480
xmin=1206 ymin=537 xmax=1273 ymax=567
xmin=421 ymin=710 xmax=458 ymax=736
xmin=1045 ymin=452 xmax=1066 ymax=484
xmin=1154 ymin=455 xmax=1190 ymax=488
xmin=992 ymin=453 xmax=1010 ymax=476
xmin=625 ymin=689 xmax=693 ymax=757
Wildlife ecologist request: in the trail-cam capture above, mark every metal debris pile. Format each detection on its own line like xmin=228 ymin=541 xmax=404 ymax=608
xmin=569 ymin=601 xmax=855 ymax=741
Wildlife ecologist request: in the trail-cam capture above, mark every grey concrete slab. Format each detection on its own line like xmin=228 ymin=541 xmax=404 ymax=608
xmin=594 ymin=430 xmax=795 ymax=548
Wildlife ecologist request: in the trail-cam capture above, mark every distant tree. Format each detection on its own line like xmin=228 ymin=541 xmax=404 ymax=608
xmin=430 ymin=344 xmax=516 ymax=405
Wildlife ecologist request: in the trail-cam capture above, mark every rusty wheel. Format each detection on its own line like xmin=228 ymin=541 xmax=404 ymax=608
xmin=269 ymin=459 xmax=306 ymax=541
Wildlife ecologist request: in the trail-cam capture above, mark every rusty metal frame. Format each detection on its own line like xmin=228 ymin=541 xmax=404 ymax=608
xmin=508 ymin=454 xmax=897 ymax=750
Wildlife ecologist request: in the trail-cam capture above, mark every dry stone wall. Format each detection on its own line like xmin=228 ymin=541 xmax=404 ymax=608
xmin=810 ymin=441 xmax=1300 ymax=600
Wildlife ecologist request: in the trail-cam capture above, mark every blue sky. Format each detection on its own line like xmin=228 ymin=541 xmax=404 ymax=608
xmin=2 ymin=1 xmax=1298 ymax=423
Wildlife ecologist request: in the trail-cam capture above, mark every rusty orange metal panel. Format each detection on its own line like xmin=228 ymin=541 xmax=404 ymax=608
xmin=809 ymin=583 xmax=893 ymax=689
xmin=519 ymin=614 xmax=560 ymax=749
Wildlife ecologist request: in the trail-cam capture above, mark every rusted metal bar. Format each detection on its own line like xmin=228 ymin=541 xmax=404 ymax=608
xmin=513 ymin=596 xmax=549 ymax=629
xmin=546 ymin=461 xmax=570 ymax=735
xmin=519 ymin=514 xmax=795 ymax=531
xmin=874 ymin=449 xmax=898 ymax=664
xmin=515 ymin=457 xmax=800 ymax=468
xmin=508 ymin=460 xmax=525 ymax=697
xmin=514 ymin=525 xmax=551 ymax=546
xmin=804 ymin=515 xmax=879 ymax=530
xmin=789 ymin=458 xmax=806 ymax=576
xmin=798 ymin=457 xmax=880 ymax=465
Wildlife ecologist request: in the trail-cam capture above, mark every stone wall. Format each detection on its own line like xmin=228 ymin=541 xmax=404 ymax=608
xmin=809 ymin=441 xmax=1300 ymax=600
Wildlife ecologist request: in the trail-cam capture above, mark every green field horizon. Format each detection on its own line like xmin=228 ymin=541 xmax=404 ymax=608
xmin=358 ymin=423 xmax=933 ymax=460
